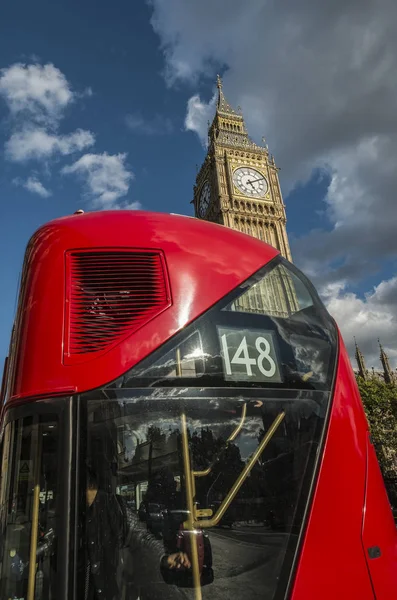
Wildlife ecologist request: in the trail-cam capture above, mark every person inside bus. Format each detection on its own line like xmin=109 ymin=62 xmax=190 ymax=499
xmin=85 ymin=465 xmax=191 ymax=600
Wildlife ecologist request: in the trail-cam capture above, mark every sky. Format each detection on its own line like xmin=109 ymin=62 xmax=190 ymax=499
xmin=0 ymin=0 xmax=396 ymax=374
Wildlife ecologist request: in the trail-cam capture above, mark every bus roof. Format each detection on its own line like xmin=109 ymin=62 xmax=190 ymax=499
xmin=6 ymin=211 xmax=279 ymax=405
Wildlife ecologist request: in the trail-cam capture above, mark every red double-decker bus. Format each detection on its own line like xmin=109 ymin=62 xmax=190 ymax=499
xmin=0 ymin=211 xmax=396 ymax=600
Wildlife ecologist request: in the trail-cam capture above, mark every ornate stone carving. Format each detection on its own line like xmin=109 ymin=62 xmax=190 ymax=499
xmin=192 ymin=77 xmax=293 ymax=263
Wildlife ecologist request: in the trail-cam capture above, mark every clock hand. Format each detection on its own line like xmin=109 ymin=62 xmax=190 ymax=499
xmin=248 ymin=177 xmax=265 ymax=184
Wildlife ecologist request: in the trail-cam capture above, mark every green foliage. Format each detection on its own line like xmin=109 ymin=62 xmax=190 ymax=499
xmin=356 ymin=376 xmax=397 ymax=481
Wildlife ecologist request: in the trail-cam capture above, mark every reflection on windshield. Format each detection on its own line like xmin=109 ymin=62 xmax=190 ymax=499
xmin=83 ymin=389 xmax=328 ymax=600
xmin=118 ymin=257 xmax=337 ymax=393
xmin=226 ymin=261 xmax=309 ymax=318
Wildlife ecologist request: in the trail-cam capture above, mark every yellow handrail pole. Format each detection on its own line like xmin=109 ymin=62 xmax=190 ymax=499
xmin=27 ymin=484 xmax=40 ymax=600
xmin=176 ymin=348 xmax=182 ymax=377
xmin=181 ymin=412 xmax=202 ymax=600
xmin=227 ymin=403 xmax=247 ymax=442
xmin=27 ymin=424 xmax=42 ymax=600
xmin=195 ymin=411 xmax=285 ymax=529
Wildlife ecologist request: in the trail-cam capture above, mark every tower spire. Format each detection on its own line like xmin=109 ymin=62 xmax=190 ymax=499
xmin=354 ymin=337 xmax=367 ymax=380
xmin=378 ymin=339 xmax=394 ymax=384
xmin=215 ymin=74 xmax=238 ymax=116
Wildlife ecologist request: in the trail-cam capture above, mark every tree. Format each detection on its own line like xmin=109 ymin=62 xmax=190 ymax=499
xmin=356 ymin=377 xmax=397 ymax=509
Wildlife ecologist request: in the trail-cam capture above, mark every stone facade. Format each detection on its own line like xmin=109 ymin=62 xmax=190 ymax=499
xmin=192 ymin=76 xmax=292 ymax=262
xmin=354 ymin=339 xmax=397 ymax=384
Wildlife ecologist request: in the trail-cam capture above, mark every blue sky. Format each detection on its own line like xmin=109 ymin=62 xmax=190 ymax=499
xmin=1 ymin=0 xmax=396 ymax=372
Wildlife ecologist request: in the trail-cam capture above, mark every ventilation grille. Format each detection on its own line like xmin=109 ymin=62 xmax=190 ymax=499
xmin=66 ymin=251 xmax=170 ymax=357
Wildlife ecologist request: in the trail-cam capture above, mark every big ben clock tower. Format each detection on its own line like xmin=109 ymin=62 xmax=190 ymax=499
xmin=193 ymin=75 xmax=292 ymax=262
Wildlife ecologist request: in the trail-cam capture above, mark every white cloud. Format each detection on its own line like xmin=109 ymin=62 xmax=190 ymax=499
xmin=184 ymin=92 xmax=216 ymax=147
xmin=0 ymin=61 xmax=96 ymax=173
xmin=79 ymin=86 xmax=93 ymax=99
xmin=323 ymin=276 xmax=397 ymax=371
xmin=23 ymin=176 xmax=52 ymax=198
xmin=125 ymin=113 xmax=173 ymax=135
xmin=62 ymin=153 xmax=134 ymax=208
xmin=292 ymin=134 xmax=397 ymax=277
xmin=0 ymin=62 xmax=139 ymax=208
xmin=13 ymin=175 xmax=52 ymax=198
xmin=0 ymin=62 xmax=139 ymax=209
xmin=0 ymin=62 xmax=73 ymax=125
xmin=6 ymin=127 xmax=95 ymax=162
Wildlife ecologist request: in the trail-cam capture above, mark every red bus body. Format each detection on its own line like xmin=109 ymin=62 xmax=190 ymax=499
xmin=0 ymin=210 xmax=396 ymax=600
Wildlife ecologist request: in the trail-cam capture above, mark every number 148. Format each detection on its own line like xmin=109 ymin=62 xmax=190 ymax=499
xmin=220 ymin=334 xmax=277 ymax=378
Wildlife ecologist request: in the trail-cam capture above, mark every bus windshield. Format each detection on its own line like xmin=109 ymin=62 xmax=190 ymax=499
xmin=78 ymin=257 xmax=337 ymax=600
xmin=81 ymin=387 xmax=330 ymax=600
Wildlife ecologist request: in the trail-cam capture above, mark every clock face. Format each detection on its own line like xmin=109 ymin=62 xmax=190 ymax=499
xmin=233 ymin=167 xmax=268 ymax=197
xmin=198 ymin=181 xmax=211 ymax=217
